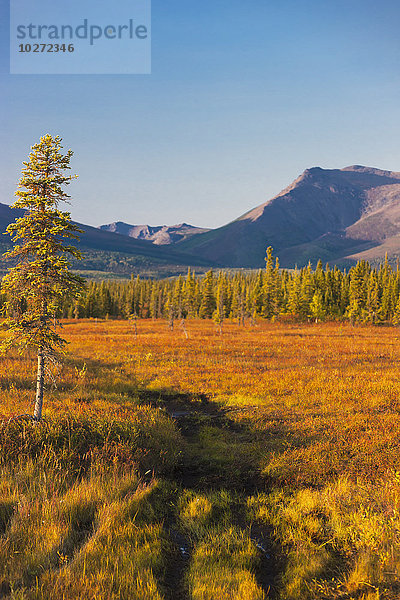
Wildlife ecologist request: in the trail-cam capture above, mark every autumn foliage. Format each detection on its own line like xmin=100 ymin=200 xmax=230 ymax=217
xmin=0 ymin=318 xmax=400 ymax=598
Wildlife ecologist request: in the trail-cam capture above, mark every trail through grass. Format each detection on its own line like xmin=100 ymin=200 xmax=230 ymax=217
xmin=159 ymin=395 xmax=279 ymax=600
xmin=1 ymin=319 xmax=400 ymax=599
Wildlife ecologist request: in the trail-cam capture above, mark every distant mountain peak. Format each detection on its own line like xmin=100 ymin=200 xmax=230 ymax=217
xmin=343 ymin=164 xmax=370 ymax=171
xmin=341 ymin=165 xmax=400 ymax=178
xmin=0 ymin=202 xmax=213 ymax=276
xmin=177 ymin=164 xmax=400 ymax=268
xmin=98 ymin=221 xmax=210 ymax=246
xmin=5 ymin=164 xmax=400 ymax=272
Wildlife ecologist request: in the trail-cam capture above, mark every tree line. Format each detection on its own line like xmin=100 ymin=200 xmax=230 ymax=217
xmin=3 ymin=247 xmax=398 ymax=325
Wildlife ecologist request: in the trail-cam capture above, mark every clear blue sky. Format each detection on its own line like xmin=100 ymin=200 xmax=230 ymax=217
xmin=1 ymin=0 xmax=400 ymax=228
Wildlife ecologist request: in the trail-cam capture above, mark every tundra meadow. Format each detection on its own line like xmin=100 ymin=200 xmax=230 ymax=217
xmin=3 ymin=0 xmax=400 ymax=596
xmin=0 ymin=124 xmax=398 ymax=600
xmin=0 ymin=318 xmax=399 ymax=600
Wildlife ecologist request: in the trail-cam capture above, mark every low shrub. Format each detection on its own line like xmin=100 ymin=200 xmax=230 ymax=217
xmin=0 ymin=408 xmax=183 ymax=476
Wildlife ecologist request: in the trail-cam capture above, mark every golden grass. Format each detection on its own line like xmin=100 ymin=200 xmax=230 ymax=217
xmin=1 ymin=319 xmax=400 ymax=598
xmin=36 ymin=481 xmax=167 ymax=600
xmin=188 ymin=528 xmax=266 ymax=600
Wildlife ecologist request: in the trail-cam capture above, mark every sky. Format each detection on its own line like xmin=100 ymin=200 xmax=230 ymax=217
xmin=1 ymin=0 xmax=400 ymax=229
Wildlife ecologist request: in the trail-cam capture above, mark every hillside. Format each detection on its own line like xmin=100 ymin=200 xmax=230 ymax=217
xmin=4 ymin=165 xmax=400 ymax=273
xmin=178 ymin=165 xmax=400 ymax=267
xmin=0 ymin=203 xmax=214 ymax=277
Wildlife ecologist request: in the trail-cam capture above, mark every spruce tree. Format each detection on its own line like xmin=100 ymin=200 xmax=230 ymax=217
xmin=287 ymin=271 xmax=303 ymax=317
xmin=213 ymin=272 xmax=226 ymax=333
xmin=0 ymin=135 xmax=85 ymax=422
xmin=393 ymin=294 xmax=400 ymax=326
xmin=263 ymin=246 xmax=276 ymax=319
xmin=300 ymin=263 xmax=315 ymax=318
xmin=346 ymin=261 xmax=369 ymax=323
xmin=173 ymin=275 xmax=184 ymax=318
xmin=366 ymin=271 xmax=380 ymax=323
xmin=199 ymin=270 xmax=216 ymax=319
xmin=183 ymin=268 xmax=196 ymax=317
xmin=149 ymin=282 xmax=159 ymax=320
xmin=310 ymin=290 xmax=326 ymax=323
xmin=379 ymin=277 xmax=396 ymax=322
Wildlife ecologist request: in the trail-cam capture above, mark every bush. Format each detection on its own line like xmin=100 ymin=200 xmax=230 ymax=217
xmin=0 ymin=408 xmax=183 ymax=476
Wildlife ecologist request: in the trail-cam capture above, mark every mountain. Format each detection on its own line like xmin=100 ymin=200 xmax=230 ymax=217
xmin=0 ymin=203 xmax=214 ymax=277
xmin=99 ymin=221 xmax=210 ymax=245
xmin=178 ymin=165 xmax=400 ymax=268
xmin=4 ymin=165 xmax=400 ymax=275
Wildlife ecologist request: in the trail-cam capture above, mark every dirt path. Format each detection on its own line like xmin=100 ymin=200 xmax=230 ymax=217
xmin=159 ymin=395 xmax=281 ymax=600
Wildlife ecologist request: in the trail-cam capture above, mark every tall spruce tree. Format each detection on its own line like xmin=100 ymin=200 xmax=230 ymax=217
xmin=393 ymin=294 xmax=400 ymax=326
xmin=310 ymin=290 xmax=326 ymax=323
xmin=199 ymin=270 xmax=216 ymax=319
xmin=346 ymin=261 xmax=369 ymax=323
xmin=213 ymin=272 xmax=227 ymax=332
xmin=0 ymin=135 xmax=85 ymax=422
xmin=183 ymin=268 xmax=196 ymax=317
xmin=263 ymin=246 xmax=276 ymax=319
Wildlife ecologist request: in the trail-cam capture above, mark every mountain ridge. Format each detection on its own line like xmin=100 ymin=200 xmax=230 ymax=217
xmin=99 ymin=221 xmax=210 ymax=245
xmin=177 ymin=165 xmax=400 ymax=267
xmin=0 ymin=202 xmax=215 ymax=276
xmin=3 ymin=164 xmax=400 ymax=272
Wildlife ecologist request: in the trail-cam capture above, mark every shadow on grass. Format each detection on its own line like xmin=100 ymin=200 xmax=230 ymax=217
xmin=0 ymin=375 xmax=34 ymax=392
xmin=134 ymin=388 xmax=289 ymax=600
xmin=0 ymin=501 xmax=15 ymax=536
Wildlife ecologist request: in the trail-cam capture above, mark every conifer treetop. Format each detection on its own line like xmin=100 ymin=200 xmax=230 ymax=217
xmin=12 ymin=134 xmax=76 ymax=211
xmin=0 ymin=134 xmax=85 ymax=357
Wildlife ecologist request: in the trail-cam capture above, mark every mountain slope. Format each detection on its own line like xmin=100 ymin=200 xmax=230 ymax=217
xmin=0 ymin=203 xmax=214 ymax=275
xmin=178 ymin=165 xmax=400 ymax=267
xmin=4 ymin=164 xmax=400 ymax=273
xmin=99 ymin=221 xmax=209 ymax=245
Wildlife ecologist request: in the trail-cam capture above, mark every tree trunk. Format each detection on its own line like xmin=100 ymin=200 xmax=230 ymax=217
xmin=33 ymin=348 xmax=45 ymax=422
